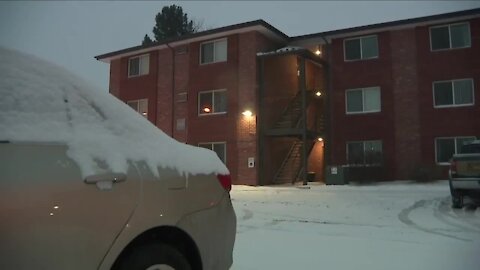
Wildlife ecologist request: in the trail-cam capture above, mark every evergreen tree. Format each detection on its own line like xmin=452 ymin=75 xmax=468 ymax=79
xmin=142 ymin=34 xmax=154 ymax=46
xmin=152 ymin=5 xmax=195 ymax=42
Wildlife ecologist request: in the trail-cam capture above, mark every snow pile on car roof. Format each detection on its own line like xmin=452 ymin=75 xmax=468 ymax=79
xmin=0 ymin=47 xmax=229 ymax=177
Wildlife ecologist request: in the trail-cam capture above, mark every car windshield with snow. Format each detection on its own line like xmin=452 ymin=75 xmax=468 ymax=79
xmin=0 ymin=47 xmax=236 ymax=270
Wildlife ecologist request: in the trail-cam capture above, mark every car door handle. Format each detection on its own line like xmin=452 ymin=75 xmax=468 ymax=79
xmin=84 ymin=173 xmax=126 ymax=184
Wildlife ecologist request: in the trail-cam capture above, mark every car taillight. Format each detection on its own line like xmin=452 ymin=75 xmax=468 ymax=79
xmin=217 ymin=174 xmax=231 ymax=192
xmin=450 ymin=160 xmax=457 ymax=175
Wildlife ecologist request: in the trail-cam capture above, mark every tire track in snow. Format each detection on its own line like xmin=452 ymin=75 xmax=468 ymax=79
xmin=398 ymin=199 xmax=470 ymax=242
xmin=241 ymin=209 xmax=254 ymax=221
xmin=434 ymin=197 xmax=480 ymax=233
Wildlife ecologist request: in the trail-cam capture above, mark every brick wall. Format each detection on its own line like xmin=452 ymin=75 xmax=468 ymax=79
xmin=156 ymin=49 xmax=173 ymax=136
xmin=117 ymin=51 xmax=159 ymax=125
xmin=416 ymin=17 xmax=480 ymax=178
xmin=173 ymin=46 xmax=190 ymax=143
xmin=237 ymin=32 xmax=259 ymax=185
xmin=330 ymin=31 xmax=396 ymax=180
xmin=109 ymin=59 xmax=121 ymax=98
xmin=390 ymin=28 xmax=421 ymax=180
xmin=186 ymin=34 xmax=240 ymax=183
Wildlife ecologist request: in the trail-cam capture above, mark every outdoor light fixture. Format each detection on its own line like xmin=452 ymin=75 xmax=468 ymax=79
xmin=317 ymin=137 xmax=323 ymax=142
xmin=315 ymin=91 xmax=322 ymax=97
xmin=203 ymin=107 xmax=211 ymax=113
xmin=315 ymin=49 xmax=321 ymax=56
xmin=242 ymin=110 xmax=253 ymax=117
xmin=141 ymin=112 xmax=147 ymax=116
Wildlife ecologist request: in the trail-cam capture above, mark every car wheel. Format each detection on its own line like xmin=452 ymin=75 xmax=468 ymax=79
xmin=452 ymin=195 xmax=463 ymax=209
xmin=116 ymin=243 xmax=192 ymax=270
xmin=451 ymin=191 xmax=464 ymax=209
xmin=449 ymin=181 xmax=464 ymax=209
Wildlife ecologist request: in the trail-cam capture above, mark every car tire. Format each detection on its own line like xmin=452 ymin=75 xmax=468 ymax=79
xmin=449 ymin=181 xmax=464 ymax=209
xmin=452 ymin=195 xmax=463 ymax=209
xmin=115 ymin=243 xmax=192 ymax=270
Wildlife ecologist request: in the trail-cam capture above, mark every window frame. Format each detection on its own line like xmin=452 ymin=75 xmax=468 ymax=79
xmin=198 ymin=89 xmax=227 ymax=116
xmin=343 ymin=35 xmax=379 ymax=61
xmin=432 ymin=78 xmax=475 ymax=108
xmin=128 ymin=54 xmax=150 ymax=78
xmin=199 ymin=38 xmax=228 ymax=65
xmin=198 ymin=142 xmax=227 ymax=163
xmin=346 ymin=140 xmax=383 ymax=166
xmin=345 ymin=86 xmax=381 ymax=114
xmin=434 ymin=136 xmax=476 ymax=165
xmin=127 ymin=98 xmax=148 ymax=118
xmin=429 ymin=22 xmax=471 ymax=51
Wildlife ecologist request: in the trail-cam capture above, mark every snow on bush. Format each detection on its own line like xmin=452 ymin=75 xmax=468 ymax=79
xmin=0 ymin=47 xmax=229 ymax=177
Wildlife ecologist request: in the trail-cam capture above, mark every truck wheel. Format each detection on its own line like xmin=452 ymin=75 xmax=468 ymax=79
xmin=115 ymin=243 xmax=191 ymax=270
xmin=451 ymin=193 xmax=464 ymax=209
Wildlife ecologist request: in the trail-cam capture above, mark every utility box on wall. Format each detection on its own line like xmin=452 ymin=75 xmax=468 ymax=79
xmin=248 ymin=157 xmax=255 ymax=168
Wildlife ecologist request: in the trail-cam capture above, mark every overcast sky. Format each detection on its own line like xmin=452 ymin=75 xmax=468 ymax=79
xmin=1 ymin=1 xmax=479 ymax=91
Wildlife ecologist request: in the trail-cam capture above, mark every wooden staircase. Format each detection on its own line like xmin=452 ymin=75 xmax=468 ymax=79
xmin=273 ymin=140 xmax=315 ymax=184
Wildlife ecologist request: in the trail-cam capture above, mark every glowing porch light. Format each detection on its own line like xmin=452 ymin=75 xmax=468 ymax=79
xmin=315 ymin=49 xmax=321 ymax=56
xmin=317 ymin=137 xmax=323 ymax=142
xmin=315 ymin=91 xmax=322 ymax=97
xmin=203 ymin=107 xmax=211 ymax=113
xmin=242 ymin=110 xmax=253 ymax=117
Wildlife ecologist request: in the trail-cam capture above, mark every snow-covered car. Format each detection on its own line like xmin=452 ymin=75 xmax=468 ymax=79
xmin=0 ymin=47 xmax=236 ymax=270
xmin=449 ymin=140 xmax=480 ymax=208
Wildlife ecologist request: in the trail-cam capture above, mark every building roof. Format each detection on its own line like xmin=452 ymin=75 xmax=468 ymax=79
xmin=95 ymin=19 xmax=289 ymax=63
xmin=291 ymin=7 xmax=480 ymax=43
xmin=95 ymin=8 xmax=480 ymax=62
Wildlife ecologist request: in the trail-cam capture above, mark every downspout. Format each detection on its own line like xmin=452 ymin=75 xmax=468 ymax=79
xmin=166 ymin=43 xmax=175 ymax=137
xmin=257 ymin=57 xmax=265 ymax=186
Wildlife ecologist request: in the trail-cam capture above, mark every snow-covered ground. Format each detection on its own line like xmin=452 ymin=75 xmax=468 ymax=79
xmin=231 ymin=181 xmax=480 ymax=270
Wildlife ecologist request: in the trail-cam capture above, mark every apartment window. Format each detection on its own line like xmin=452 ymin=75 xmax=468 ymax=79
xmin=347 ymin=140 xmax=383 ymax=165
xmin=346 ymin=87 xmax=381 ymax=114
xmin=430 ymin=22 xmax=471 ymax=51
xmin=127 ymin=99 xmax=148 ymax=118
xmin=200 ymin=38 xmax=227 ymax=64
xmin=435 ymin=137 xmax=476 ymax=164
xmin=198 ymin=142 xmax=226 ymax=163
xmin=198 ymin=89 xmax=227 ymax=115
xmin=128 ymin=54 xmax=149 ymax=77
xmin=344 ymin=35 xmax=378 ymax=61
xmin=433 ymin=79 xmax=474 ymax=107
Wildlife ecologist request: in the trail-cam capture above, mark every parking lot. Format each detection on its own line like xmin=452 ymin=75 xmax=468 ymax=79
xmin=231 ymin=181 xmax=480 ymax=270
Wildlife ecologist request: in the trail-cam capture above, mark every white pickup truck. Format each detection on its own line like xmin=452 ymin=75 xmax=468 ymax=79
xmin=449 ymin=140 xmax=480 ymax=208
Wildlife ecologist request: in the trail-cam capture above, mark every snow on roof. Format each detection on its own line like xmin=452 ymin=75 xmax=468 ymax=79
xmin=0 ymin=47 xmax=229 ymax=178
xmin=256 ymin=46 xmax=304 ymax=56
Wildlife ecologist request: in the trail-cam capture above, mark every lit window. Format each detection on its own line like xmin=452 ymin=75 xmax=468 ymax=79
xmin=433 ymin=79 xmax=474 ymax=107
xmin=200 ymin=39 xmax=227 ymax=64
xmin=198 ymin=142 xmax=226 ymax=164
xmin=435 ymin=137 xmax=476 ymax=164
xmin=430 ymin=22 xmax=470 ymax=51
xmin=344 ymin=35 xmax=378 ymax=61
xmin=346 ymin=87 xmax=381 ymax=114
xmin=128 ymin=54 xmax=149 ymax=77
xmin=198 ymin=89 xmax=227 ymax=115
xmin=347 ymin=140 xmax=383 ymax=165
xmin=127 ymin=99 xmax=148 ymax=118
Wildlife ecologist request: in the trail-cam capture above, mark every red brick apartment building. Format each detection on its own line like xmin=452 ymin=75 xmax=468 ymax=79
xmin=96 ymin=8 xmax=480 ymax=185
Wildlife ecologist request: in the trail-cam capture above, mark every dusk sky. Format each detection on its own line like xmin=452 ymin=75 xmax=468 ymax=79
xmin=1 ymin=1 xmax=479 ymax=91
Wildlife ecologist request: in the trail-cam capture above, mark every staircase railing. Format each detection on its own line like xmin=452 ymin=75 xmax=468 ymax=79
xmin=273 ymin=140 xmax=302 ymax=183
